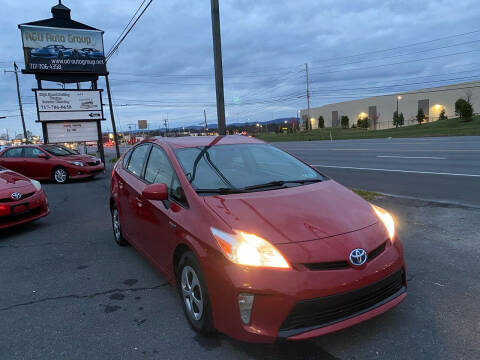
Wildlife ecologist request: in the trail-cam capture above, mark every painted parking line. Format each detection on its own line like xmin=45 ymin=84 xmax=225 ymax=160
xmin=376 ymin=155 xmax=446 ymax=160
xmin=312 ymin=164 xmax=480 ymax=177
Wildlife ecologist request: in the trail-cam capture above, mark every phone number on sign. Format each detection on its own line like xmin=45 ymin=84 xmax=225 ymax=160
xmin=29 ymin=64 xmax=62 ymax=71
xmin=39 ymin=105 xmax=73 ymax=111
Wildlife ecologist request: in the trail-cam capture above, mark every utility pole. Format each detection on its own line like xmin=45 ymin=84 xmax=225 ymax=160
xmin=305 ymin=63 xmax=311 ymax=131
xmin=210 ymin=0 xmax=226 ymax=135
xmin=8 ymin=63 xmax=28 ymax=143
xmin=203 ymin=109 xmax=208 ymax=131
xmin=163 ymin=118 xmax=169 ymax=137
xmin=105 ymin=74 xmax=120 ymax=158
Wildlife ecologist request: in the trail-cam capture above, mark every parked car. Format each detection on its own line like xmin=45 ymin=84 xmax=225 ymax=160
xmin=0 ymin=165 xmax=49 ymax=230
xmin=110 ymin=136 xmax=406 ymax=343
xmin=0 ymin=145 xmax=9 ymax=151
xmin=30 ymin=45 xmax=74 ymax=59
xmin=79 ymin=48 xmax=104 ymax=60
xmin=0 ymin=144 xmax=104 ymax=184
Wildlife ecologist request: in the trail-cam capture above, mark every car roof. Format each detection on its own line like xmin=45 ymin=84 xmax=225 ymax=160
xmin=150 ymin=135 xmax=265 ymax=149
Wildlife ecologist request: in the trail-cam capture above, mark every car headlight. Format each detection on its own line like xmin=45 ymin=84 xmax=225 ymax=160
xmin=210 ymin=228 xmax=291 ymax=269
xmin=69 ymin=161 xmax=85 ymax=167
xmin=371 ymin=204 xmax=395 ymax=241
xmin=30 ymin=179 xmax=42 ymax=191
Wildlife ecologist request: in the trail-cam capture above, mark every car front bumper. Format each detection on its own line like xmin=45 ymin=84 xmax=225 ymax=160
xmin=68 ymin=163 xmax=105 ymax=179
xmin=202 ymin=236 xmax=406 ymax=343
xmin=0 ymin=190 xmax=49 ymax=230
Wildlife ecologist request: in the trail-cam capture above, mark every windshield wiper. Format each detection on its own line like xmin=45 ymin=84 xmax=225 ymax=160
xmin=242 ymin=179 xmax=322 ymax=191
xmin=195 ymin=188 xmax=246 ymax=195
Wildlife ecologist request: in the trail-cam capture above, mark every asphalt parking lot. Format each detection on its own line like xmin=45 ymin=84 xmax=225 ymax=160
xmin=1 ymin=152 xmax=479 ymax=360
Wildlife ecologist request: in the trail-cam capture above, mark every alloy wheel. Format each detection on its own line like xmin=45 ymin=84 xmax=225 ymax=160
xmin=54 ymin=168 xmax=67 ymax=183
xmin=181 ymin=265 xmax=204 ymax=321
xmin=112 ymin=208 xmax=121 ymax=241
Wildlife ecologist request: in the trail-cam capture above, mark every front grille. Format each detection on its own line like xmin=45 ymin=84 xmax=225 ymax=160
xmin=279 ymin=269 xmax=404 ymax=333
xmin=304 ymin=241 xmax=388 ymax=271
xmin=0 ymin=207 xmax=42 ymax=225
xmin=304 ymin=261 xmax=349 ymax=271
xmin=87 ymin=161 xmax=100 ymax=166
xmin=0 ymin=192 xmax=35 ymax=203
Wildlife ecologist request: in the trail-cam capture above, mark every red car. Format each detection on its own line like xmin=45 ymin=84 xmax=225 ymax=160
xmin=0 ymin=144 xmax=104 ymax=184
xmin=0 ymin=166 xmax=49 ymax=230
xmin=110 ymin=136 xmax=406 ymax=343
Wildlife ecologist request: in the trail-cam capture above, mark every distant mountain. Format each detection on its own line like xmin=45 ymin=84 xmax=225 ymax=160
xmin=112 ymin=118 xmax=298 ymax=134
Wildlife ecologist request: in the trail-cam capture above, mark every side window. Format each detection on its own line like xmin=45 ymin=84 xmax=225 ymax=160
xmin=144 ymin=146 xmax=188 ymax=207
xmin=24 ymin=148 xmax=43 ymax=158
xmin=3 ymin=148 xmax=23 ymax=158
xmin=122 ymin=149 xmax=132 ymax=168
xmin=144 ymin=146 xmax=174 ymax=185
xmin=127 ymin=144 xmax=150 ymax=177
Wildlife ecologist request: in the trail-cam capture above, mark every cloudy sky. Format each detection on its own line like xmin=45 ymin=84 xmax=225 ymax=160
xmin=1 ymin=0 xmax=480 ymax=137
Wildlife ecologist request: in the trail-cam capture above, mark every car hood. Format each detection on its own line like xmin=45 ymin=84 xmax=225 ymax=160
xmin=203 ymin=180 xmax=380 ymax=244
xmin=0 ymin=169 xmax=35 ymax=191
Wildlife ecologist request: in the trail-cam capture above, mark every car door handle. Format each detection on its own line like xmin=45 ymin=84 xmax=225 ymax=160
xmin=118 ymin=181 xmax=124 ymax=190
xmin=168 ymin=221 xmax=177 ymax=228
xmin=135 ymin=197 xmax=143 ymax=207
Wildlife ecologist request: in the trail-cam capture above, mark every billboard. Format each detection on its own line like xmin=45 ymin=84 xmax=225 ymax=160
xmin=47 ymin=121 xmax=99 ymax=143
xmin=138 ymin=120 xmax=148 ymax=130
xmin=35 ymin=89 xmax=104 ymax=122
xmin=20 ymin=25 xmax=106 ymax=74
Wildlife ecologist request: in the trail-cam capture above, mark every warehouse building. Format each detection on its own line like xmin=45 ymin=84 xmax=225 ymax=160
xmin=300 ymin=80 xmax=480 ymax=130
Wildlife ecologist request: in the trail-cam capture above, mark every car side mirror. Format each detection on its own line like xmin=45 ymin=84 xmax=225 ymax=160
xmin=142 ymin=183 xmax=168 ymax=201
xmin=38 ymin=153 xmax=49 ymax=159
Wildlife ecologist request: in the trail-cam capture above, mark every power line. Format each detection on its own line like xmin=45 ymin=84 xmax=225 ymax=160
xmin=309 ymin=49 xmax=480 ymax=77
xmin=106 ymin=0 xmax=147 ymax=58
xmin=309 ymin=28 xmax=480 ymax=64
xmin=106 ymin=0 xmax=154 ymax=61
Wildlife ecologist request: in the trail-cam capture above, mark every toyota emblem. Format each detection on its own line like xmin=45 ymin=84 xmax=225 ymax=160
xmin=11 ymin=192 xmax=22 ymax=200
xmin=349 ymin=248 xmax=367 ymax=266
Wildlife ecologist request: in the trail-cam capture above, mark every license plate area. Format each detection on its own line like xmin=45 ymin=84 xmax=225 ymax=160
xmin=11 ymin=203 xmax=29 ymax=215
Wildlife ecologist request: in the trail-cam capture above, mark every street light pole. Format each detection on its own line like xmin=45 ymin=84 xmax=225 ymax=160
xmin=210 ymin=0 xmax=226 ymax=135
xmin=10 ymin=63 xmax=28 ymax=143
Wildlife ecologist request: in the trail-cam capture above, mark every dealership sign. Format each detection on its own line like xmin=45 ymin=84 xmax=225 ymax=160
xmin=20 ymin=25 xmax=106 ymax=74
xmin=35 ymin=89 xmax=104 ymax=122
xmin=46 ymin=121 xmax=99 ymax=143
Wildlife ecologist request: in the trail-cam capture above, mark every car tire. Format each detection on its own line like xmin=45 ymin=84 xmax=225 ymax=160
xmin=111 ymin=204 xmax=129 ymax=247
xmin=177 ymin=251 xmax=214 ymax=334
xmin=52 ymin=167 xmax=69 ymax=184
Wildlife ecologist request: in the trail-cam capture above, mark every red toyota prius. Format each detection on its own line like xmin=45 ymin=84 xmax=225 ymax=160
xmin=110 ymin=136 xmax=406 ymax=343
xmin=0 ymin=166 xmax=49 ymax=230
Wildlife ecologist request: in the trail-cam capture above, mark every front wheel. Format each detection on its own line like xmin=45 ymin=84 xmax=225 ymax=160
xmin=178 ymin=252 xmax=214 ymax=334
xmin=111 ymin=205 xmax=129 ymax=247
xmin=53 ymin=167 xmax=69 ymax=184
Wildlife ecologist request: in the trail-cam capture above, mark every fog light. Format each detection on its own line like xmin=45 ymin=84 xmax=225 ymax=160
xmin=238 ymin=293 xmax=254 ymax=325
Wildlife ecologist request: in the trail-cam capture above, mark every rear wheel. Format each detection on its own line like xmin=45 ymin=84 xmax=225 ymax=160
xmin=178 ymin=251 xmax=214 ymax=334
xmin=52 ymin=167 xmax=68 ymax=184
xmin=111 ymin=205 xmax=129 ymax=247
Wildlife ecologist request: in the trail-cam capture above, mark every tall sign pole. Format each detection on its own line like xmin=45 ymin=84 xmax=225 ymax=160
xmin=13 ymin=63 xmax=28 ymax=142
xmin=105 ymin=74 xmax=120 ymax=158
xmin=210 ymin=0 xmax=226 ymax=135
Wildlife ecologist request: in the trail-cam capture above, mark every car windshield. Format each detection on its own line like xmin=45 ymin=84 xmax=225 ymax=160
xmin=175 ymin=144 xmax=325 ymax=194
xmin=42 ymin=145 xmax=74 ymax=156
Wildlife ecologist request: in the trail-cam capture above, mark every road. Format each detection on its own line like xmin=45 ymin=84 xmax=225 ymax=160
xmin=1 ymin=157 xmax=479 ymax=359
xmin=274 ymin=136 xmax=480 ymax=207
